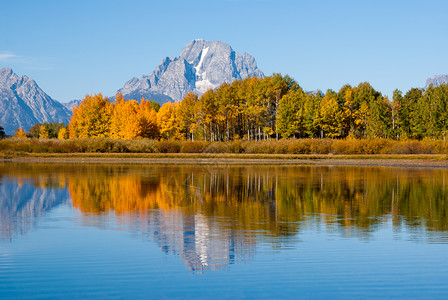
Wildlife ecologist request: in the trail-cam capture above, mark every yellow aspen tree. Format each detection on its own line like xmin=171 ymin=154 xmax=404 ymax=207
xmin=110 ymin=93 xmax=127 ymax=139
xmin=139 ymin=99 xmax=160 ymax=139
xmin=57 ymin=127 xmax=69 ymax=139
xmin=68 ymin=94 xmax=112 ymax=138
xmin=110 ymin=96 xmax=142 ymax=139
xmin=122 ymin=100 xmax=142 ymax=139
xmin=277 ymin=88 xmax=307 ymax=138
xmin=198 ymin=89 xmax=218 ymax=141
xmin=69 ymin=106 xmax=81 ymax=138
xmin=317 ymin=91 xmax=345 ymax=138
xmin=178 ymin=93 xmax=198 ymax=140
xmin=157 ymin=102 xmax=177 ymax=139
xmin=39 ymin=125 xmax=49 ymax=139
xmin=169 ymin=102 xmax=183 ymax=140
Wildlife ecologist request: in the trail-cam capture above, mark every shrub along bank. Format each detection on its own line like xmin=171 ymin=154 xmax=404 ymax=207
xmin=1 ymin=137 xmax=447 ymax=155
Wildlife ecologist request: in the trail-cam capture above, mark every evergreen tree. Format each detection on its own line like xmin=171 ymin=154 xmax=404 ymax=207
xmin=0 ymin=126 xmax=5 ymax=139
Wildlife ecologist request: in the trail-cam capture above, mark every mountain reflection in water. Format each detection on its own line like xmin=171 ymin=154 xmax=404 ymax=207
xmin=1 ymin=162 xmax=448 ymax=271
xmin=0 ymin=170 xmax=70 ymax=241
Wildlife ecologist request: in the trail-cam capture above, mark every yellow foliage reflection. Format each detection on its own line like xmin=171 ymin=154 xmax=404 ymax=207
xmin=3 ymin=163 xmax=448 ymax=271
xmin=64 ymin=164 xmax=448 ymax=235
xmin=2 ymin=162 xmax=448 ymax=235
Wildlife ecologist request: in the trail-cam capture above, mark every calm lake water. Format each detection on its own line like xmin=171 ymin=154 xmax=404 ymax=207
xmin=1 ymin=162 xmax=448 ymax=299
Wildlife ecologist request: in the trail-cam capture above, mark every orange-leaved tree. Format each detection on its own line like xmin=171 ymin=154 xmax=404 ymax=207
xmin=139 ymin=98 xmax=159 ymax=139
xmin=110 ymin=94 xmax=160 ymax=139
xmin=110 ymin=93 xmax=142 ymax=139
xmin=14 ymin=128 xmax=27 ymax=138
xmin=69 ymin=93 xmax=113 ymax=138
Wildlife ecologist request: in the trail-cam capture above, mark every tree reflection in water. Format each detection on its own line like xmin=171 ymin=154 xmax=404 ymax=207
xmin=1 ymin=163 xmax=448 ymax=270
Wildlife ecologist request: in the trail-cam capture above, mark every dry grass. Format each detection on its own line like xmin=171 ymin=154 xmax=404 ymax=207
xmin=1 ymin=137 xmax=448 ymax=156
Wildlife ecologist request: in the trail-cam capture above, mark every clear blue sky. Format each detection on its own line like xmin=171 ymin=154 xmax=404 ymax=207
xmin=1 ymin=0 xmax=447 ymax=102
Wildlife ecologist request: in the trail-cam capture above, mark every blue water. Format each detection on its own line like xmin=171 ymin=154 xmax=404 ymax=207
xmin=1 ymin=164 xmax=448 ymax=299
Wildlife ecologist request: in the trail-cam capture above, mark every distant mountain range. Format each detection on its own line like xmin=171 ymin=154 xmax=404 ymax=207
xmin=62 ymin=99 xmax=82 ymax=111
xmin=117 ymin=39 xmax=264 ymax=103
xmin=425 ymin=75 xmax=448 ymax=89
xmin=0 ymin=68 xmax=71 ymax=135
xmin=1 ymin=39 xmax=447 ymax=135
xmin=0 ymin=40 xmax=264 ymax=134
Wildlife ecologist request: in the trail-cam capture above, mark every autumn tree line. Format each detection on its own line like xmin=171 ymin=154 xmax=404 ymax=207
xmin=9 ymin=74 xmax=448 ymax=142
xmin=14 ymin=122 xmax=69 ymax=139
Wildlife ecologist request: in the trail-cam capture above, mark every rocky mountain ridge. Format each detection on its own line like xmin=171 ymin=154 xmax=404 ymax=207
xmin=117 ymin=39 xmax=264 ymax=103
xmin=0 ymin=68 xmax=71 ymax=135
xmin=62 ymin=99 xmax=82 ymax=111
xmin=426 ymin=75 xmax=448 ymax=89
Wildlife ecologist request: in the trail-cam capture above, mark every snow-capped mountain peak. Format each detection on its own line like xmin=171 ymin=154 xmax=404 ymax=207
xmin=117 ymin=39 xmax=264 ymax=103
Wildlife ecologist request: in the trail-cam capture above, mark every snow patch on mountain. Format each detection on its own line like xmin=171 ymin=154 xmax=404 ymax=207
xmin=194 ymin=46 xmax=209 ymax=76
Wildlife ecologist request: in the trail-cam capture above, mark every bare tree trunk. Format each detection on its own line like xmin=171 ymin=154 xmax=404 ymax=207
xmin=275 ymin=94 xmax=279 ymax=140
xmin=226 ymin=118 xmax=229 ymax=142
xmin=217 ymin=124 xmax=220 ymax=141
xmin=210 ymin=122 xmax=213 ymax=141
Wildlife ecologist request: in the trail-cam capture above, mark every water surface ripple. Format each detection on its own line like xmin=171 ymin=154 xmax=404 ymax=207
xmin=1 ymin=163 xmax=448 ymax=299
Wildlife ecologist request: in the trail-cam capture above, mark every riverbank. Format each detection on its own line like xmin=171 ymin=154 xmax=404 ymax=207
xmin=2 ymin=153 xmax=448 ymax=168
xmin=2 ymin=138 xmax=448 ymax=157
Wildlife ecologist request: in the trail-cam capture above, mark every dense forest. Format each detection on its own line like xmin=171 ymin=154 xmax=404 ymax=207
xmin=10 ymin=74 xmax=448 ymax=142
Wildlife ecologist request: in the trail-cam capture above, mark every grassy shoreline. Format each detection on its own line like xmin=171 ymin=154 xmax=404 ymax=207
xmin=2 ymin=138 xmax=448 ymax=167
xmin=2 ymin=137 xmax=448 ymax=155
xmin=2 ymin=153 xmax=448 ymax=168
xmin=1 ymin=152 xmax=447 ymax=159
